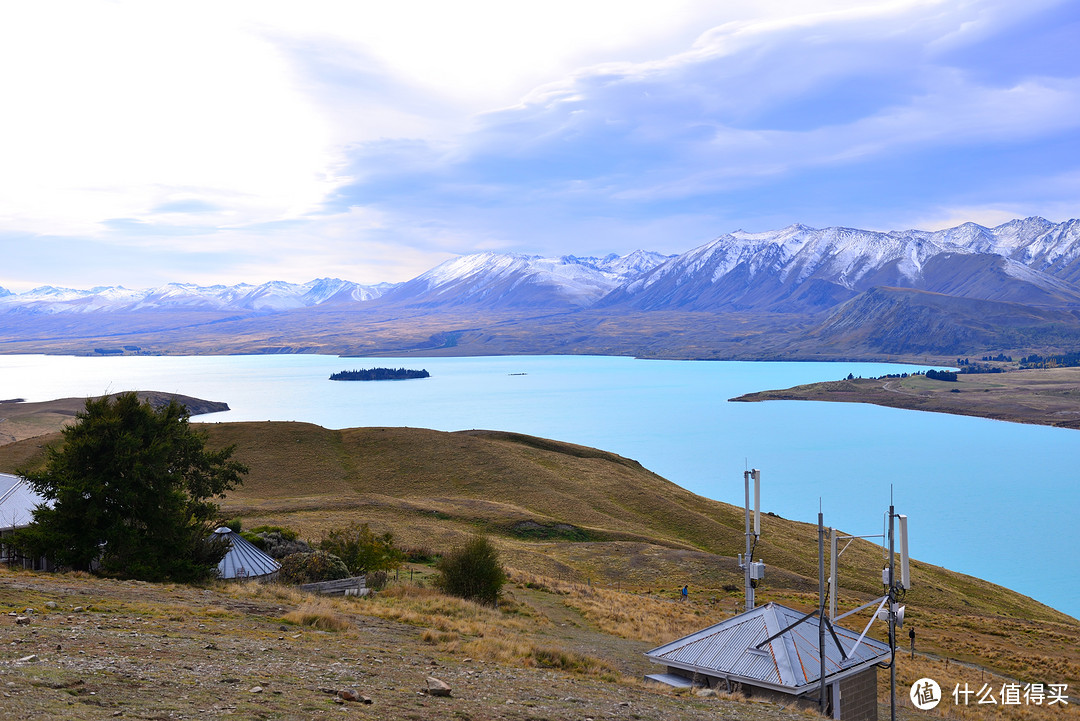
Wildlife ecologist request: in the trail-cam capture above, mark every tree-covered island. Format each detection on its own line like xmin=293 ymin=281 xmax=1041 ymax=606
xmin=329 ymin=367 xmax=430 ymax=381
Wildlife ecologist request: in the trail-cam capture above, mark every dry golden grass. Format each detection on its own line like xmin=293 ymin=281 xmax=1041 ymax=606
xmin=889 ymin=652 xmax=1079 ymax=721
xmin=3 ymin=422 xmax=1077 ymax=701
xmin=1 ymin=561 xmax=1073 ymax=721
xmin=281 ymin=597 xmax=354 ymax=631
xmin=513 ymin=569 xmax=720 ymax=646
xmin=230 ymin=578 xmax=624 ymax=682
xmin=361 ymin=582 xmax=539 ymax=638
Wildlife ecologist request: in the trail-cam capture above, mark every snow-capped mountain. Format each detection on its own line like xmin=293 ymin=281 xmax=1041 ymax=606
xmin=0 ymin=279 xmax=397 ymax=314
xmin=599 ymin=218 xmax=1080 ymax=312
xmin=378 ymin=251 xmax=670 ymax=309
xmin=6 ymin=217 xmax=1080 ymax=326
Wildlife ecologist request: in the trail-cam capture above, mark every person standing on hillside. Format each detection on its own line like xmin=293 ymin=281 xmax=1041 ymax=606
xmin=909 ymin=627 xmax=916 ymax=657
xmin=680 ymin=585 xmax=688 ymax=602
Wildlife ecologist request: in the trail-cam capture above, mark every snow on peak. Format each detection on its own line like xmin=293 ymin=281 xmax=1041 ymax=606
xmin=6 ymin=218 xmax=1079 ymax=316
xmin=0 ymin=279 xmax=399 ymax=314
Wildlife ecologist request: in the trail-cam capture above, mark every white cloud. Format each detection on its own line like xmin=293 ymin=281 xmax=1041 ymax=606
xmin=466 ymin=17 xmax=1080 ymax=205
xmin=0 ymin=0 xmax=751 ymax=238
xmin=0 ymin=0 xmax=1076 ymax=286
xmin=0 ymin=3 xmax=340 ymax=235
xmin=900 ymin=207 xmax=1028 ymax=231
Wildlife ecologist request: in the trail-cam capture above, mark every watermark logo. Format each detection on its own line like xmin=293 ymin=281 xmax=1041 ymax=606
xmin=911 ymin=678 xmax=942 ymax=710
xmin=953 ymin=682 xmax=1069 ymax=706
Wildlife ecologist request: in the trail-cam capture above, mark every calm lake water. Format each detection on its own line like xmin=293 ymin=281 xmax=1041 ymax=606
xmin=1 ymin=353 xmax=1076 ymax=618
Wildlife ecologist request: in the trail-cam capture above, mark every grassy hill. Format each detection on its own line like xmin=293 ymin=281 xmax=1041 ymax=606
xmin=3 ymin=420 xmax=1077 ymax=703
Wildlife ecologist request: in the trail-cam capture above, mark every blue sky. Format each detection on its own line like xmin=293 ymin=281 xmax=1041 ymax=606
xmin=1 ymin=0 xmax=1079 ymax=291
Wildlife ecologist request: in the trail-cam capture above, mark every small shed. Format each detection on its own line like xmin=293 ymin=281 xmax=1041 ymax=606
xmin=645 ymin=601 xmax=891 ymax=721
xmin=212 ymin=527 xmax=281 ymax=581
xmin=0 ymin=472 xmax=51 ymax=570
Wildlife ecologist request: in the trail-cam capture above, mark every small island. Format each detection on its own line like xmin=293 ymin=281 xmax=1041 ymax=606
xmin=329 ymin=367 xmax=430 ymax=381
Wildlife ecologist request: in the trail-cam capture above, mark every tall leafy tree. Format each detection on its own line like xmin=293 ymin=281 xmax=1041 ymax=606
xmin=14 ymin=392 xmax=247 ymax=582
xmin=318 ymin=522 xmax=404 ymax=576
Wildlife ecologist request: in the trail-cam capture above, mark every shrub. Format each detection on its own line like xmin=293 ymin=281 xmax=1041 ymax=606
xmin=367 ymin=570 xmax=389 ymax=591
xmin=256 ymin=531 xmax=311 ymax=559
xmin=403 ymin=546 xmax=438 ymax=564
xmin=318 ymin=522 xmax=404 ymax=576
xmin=250 ymin=525 xmax=298 ymax=540
xmin=435 ymin=534 xmax=507 ymax=606
xmin=239 ymin=530 xmax=265 ymax=549
xmin=279 ymin=551 xmax=350 ymax=584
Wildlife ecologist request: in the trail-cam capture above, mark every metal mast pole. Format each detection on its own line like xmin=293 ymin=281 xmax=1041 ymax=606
xmin=829 ymin=528 xmax=837 ymax=620
xmin=888 ymin=504 xmax=897 ymax=721
xmin=744 ymin=470 xmax=754 ymax=612
xmin=819 ymin=511 xmax=826 ymax=715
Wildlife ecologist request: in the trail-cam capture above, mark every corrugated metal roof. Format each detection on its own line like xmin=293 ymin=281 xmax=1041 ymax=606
xmin=645 ymin=601 xmax=891 ymax=692
xmin=212 ymin=527 xmax=281 ymax=579
xmin=0 ymin=473 xmax=47 ymax=531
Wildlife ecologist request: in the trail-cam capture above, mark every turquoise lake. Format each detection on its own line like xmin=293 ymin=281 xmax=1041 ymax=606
xmin=1 ymin=353 xmax=1075 ymax=618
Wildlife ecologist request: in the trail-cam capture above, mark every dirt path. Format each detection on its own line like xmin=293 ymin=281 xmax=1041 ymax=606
xmin=512 ymin=586 xmax=655 ymax=677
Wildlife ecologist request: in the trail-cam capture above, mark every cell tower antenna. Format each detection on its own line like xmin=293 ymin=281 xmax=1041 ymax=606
xmin=825 ymin=496 xmax=909 ymax=721
xmin=739 ymin=468 xmax=765 ymax=612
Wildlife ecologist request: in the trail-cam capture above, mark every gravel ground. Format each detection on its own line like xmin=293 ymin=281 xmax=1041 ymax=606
xmin=0 ymin=569 xmax=823 ymax=721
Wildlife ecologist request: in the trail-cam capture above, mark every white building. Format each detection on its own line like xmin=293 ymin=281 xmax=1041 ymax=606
xmin=0 ymin=472 xmax=51 ymax=570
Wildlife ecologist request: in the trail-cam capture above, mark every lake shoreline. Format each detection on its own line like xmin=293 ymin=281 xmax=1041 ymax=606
xmin=0 ymin=353 xmax=1075 ymax=618
xmin=730 ymin=367 xmax=1080 ymax=430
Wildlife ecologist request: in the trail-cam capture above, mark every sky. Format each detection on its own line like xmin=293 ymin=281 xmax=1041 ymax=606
xmin=2 ymin=0 xmax=1079 ymax=292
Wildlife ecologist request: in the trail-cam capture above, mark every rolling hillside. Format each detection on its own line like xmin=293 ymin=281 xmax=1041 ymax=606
xmin=3 ymin=421 xmax=1077 ymax=695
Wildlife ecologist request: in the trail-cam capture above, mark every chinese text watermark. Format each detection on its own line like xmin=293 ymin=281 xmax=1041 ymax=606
xmin=911 ymin=679 xmax=1069 ymax=708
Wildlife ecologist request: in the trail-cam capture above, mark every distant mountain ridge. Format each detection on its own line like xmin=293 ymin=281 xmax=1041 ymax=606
xmin=0 ymin=278 xmax=397 ymax=314
xmin=6 ymin=218 xmax=1080 ymax=316
xmin=598 ymin=218 xmax=1080 ymax=313
xmin=379 ymin=251 xmax=673 ymax=309
xmin=4 ymin=218 xmax=1080 ymax=359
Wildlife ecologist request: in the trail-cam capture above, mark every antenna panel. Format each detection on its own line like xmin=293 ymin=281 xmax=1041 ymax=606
xmin=898 ymin=515 xmax=910 ymax=589
xmin=752 ymin=469 xmax=761 ymax=536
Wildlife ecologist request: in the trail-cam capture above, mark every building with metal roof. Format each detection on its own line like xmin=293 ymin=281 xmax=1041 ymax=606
xmin=212 ymin=527 xmax=281 ymax=581
xmin=645 ymin=601 xmax=891 ymax=721
xmin=0 ymin=472 xmax=52 ymax=570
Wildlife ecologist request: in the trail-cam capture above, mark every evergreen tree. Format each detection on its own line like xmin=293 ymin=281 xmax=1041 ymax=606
xmin=13 ymin=393 xmax=247 ymax=582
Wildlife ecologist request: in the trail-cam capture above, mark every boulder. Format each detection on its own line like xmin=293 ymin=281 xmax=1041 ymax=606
xmin=338 ymin=689 xmax=372 ymax=703
xmin=425 ymin=676 xmax=452 ymax=697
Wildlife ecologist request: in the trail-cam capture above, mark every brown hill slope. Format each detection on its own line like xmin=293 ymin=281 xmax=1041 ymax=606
xmin=2 ymin=422 xmax=1077 ymax=692
xmin=0 ymin=392 xmax=229 ymax=445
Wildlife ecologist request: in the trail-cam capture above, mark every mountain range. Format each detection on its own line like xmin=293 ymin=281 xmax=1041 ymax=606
xmin=4 ymin=217 xmax=1080 ymax=359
